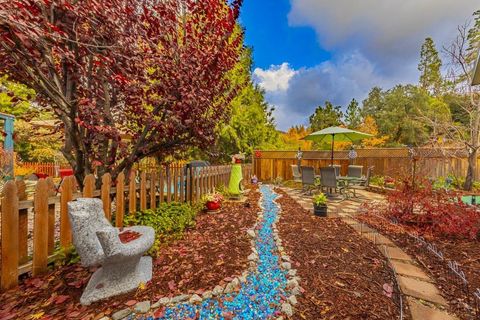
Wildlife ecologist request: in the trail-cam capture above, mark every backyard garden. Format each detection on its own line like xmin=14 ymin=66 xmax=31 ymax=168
xmin=1 ymin=1 xmax=480 ymax=320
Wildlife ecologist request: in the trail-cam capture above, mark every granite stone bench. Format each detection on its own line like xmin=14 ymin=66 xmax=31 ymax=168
xmin=68 ymin=198 xmax=155 ymax=305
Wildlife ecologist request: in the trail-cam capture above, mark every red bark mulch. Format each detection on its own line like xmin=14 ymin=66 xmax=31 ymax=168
xmin=275 ymin=188 xmax=402 ymax=320
xmin=0 ymin=186 xmax=259 ymax=320
xmin=358 ymin=212 xmax=480 ymax=320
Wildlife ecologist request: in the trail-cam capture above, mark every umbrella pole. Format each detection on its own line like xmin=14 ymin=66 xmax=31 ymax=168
xmin=331 ymin=134 xmax=335 ymax=166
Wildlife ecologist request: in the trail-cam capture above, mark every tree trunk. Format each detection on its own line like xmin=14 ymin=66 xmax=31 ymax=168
xmin=464 ymin=148 xmax=477 ymax=191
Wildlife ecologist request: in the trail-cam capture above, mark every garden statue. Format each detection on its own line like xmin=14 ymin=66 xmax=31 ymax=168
xmin=228 ymin=153 xmax=245 ymax=198
xmin=68 ymin=198 xmax=155 ymax=305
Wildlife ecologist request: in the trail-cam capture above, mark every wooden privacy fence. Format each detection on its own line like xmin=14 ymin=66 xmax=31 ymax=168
xmin=253 ymin=148 xmax=478 ymax=181
xmin=0 ymin=163 xmax=253 ymax=291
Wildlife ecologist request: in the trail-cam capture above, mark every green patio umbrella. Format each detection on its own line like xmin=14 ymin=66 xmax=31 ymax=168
xmin=303 ymin=126 xmax=372 ymax=165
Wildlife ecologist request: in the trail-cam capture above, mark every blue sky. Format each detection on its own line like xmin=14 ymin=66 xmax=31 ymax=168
xmin=239 ymin=0 xmax=330 ymax=70
xmin=239 ymin=0 xmax=479 ymax=130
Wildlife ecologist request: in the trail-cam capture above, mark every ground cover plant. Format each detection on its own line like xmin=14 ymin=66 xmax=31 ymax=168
xmin=365 ymin=176 xmax=480 ymax=240
xmin=124 ymin=202 xmax=199 ymax=255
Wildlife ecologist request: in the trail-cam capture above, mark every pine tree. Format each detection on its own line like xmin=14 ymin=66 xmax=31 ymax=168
xmin=418 ymin=37 xmax=443 ymax=95
xmin=345 ymin=98 xmax=362 ymax=129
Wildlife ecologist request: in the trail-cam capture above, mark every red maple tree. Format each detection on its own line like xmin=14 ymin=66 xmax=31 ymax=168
xmin=0 ymin=0 xmax=242 ymax=185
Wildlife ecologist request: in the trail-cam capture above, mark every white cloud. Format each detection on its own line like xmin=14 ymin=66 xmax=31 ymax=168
xmin=255 ymin=52 xmax=397 ymax=130
xmin=288 ymin=0 xmax=479 ymax=75
xmin=253 ymin=63 xmax=297 ymax=91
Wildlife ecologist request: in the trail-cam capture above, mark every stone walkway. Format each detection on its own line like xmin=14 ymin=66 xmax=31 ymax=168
xmin=280 ymin=187 xmax=459 ymax=320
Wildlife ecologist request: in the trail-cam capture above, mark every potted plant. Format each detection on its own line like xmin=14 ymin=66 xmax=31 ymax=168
xmin=312 ymin=193 xmax=328 ymax=217
xmin=203 ymin=192 xmax=224 ymax=212
xmin=232 ymin=152 xmax=245 ymax=164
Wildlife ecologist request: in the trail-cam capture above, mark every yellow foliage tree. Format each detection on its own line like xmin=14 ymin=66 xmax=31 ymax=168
xmin=281 ymin=126 xmax=313 ymax=150
xmin=357 ymin=116 xmax=389 ymax=148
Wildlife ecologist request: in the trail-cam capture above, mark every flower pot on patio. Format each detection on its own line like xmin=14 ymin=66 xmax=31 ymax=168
xmin=313 ymin=204 xmax=328 ymax=217
xmin=312 ymin=193 xmax=328 ymax=217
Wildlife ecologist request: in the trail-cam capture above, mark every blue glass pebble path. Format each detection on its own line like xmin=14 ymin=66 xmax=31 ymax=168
xmin=137 ymin=185 xmax=289 ymax=320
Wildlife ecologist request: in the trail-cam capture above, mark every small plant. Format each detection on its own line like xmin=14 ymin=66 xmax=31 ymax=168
xmin=313 ymin=193 xmax=328 ymax=206
xmin=203 ymin=191 xmax=224 ymax=203
xmin=124 ymin=202 xmax=198 ymax=256
xmin=273 ymin=176 xmax=284 ymax=186
xmin=370 ymin=175 xmax=385 ymax=187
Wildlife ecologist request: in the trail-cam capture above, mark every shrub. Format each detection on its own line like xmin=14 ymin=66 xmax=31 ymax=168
xmin=124 ymin=202 xmax=199 ymax=255
xmin=312 ymin=193 xmax=327 ymax=206
xmin=370 ymin=175 xmax=385 ymax=187
xmin=366 ymin=176 xmax=480 ymax=240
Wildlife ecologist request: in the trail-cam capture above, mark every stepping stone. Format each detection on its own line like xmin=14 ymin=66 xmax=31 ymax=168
xmin=397 ymin=276 xmax=447 ymax=306
xmin=351 ymin=224 xmax=374 ymax=234
xmin=374 ymin=234 xmax=395 ymax=247
xmin=381 ymin=246 xmax=412 ymax=261
xmin=390 ymin=261 xmax=430 ymax=281
xmin=407 ymin=298 xmax=459 ymax=320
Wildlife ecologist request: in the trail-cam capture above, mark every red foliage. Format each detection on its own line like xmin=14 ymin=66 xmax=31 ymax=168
xmin=0 ymin=0 xmax=243 ymax=183
xmin=119 ymin=230 xmax=141 ymax=243
xmin=366 ymin=177 xmax=480 ymax=240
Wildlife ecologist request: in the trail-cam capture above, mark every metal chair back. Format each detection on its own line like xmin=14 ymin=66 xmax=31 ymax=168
xmin=300 ymin=166 xmax=315 ymax=186
xmin=348 ymin=165 xmax=363 ymax=178
xmin=320 ymin=167 xmax=337 ymax=188
xmin=330 ymin=164 xmax=341 ymax=177
xmin=291 ymin=165 xmax=302 ymax=182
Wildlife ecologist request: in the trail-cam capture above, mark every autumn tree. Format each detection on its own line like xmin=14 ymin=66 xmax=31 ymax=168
xmin=0 ymin=0 xmax=242 ymax=185
xmin=418 ymin=37 xmax=443 ymax=95
xmin=281 ymin=125 xmax=312 ymax=150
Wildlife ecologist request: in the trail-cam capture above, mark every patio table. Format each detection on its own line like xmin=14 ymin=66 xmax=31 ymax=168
xmin=337 ymin=176 xmax=364 ymax=199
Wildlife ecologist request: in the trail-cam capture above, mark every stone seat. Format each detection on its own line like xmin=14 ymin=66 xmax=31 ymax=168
xmin=68 ymin=198 xmax=155 ymax=305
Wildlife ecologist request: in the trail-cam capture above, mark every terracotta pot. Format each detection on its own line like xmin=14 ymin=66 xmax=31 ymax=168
xmin=206 ymin=201 xmax=221 ymax=211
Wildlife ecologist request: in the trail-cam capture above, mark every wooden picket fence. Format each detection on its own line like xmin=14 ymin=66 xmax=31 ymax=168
xmin=0 ymin=163 xmax=253 ymax=291
xmin=19 ymin=162 xmax=70 ymax=177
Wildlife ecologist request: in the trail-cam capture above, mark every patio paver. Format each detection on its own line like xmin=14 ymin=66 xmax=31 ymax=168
xmin=390 ymin=261 xmax=431 ymax=281
xmin=407 ymin=298 xmax=459 ymax=320
xmin=397 ymin=276 xmax=448 ymax=306
xmin=382 ymin=246 xmax=412 ymax=262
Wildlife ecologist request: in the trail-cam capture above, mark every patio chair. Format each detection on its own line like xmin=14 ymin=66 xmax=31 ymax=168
xmin=291 ymin=165 xmax=302 ymax=182
xmin=320 ymin=167 xmax=345 ymax=197
xmin=348 ymin=165 xmax=363 ymax=178
xmin=330 ymin=164 xmax=341 ymax=177
xmin=300 ymin=166 xmax=316 ymax=194
xmin=349 ymin=166 xmax=373 ymax=197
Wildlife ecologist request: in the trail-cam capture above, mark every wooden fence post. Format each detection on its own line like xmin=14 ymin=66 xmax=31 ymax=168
xmin=186 ymin=168 xmax=191 ymax=203
xmin=173 ymin=166 xmax=178 ymax=202
xmin=60 ymin=176 xmax=75 ymax=248
xmin=83 ymin=174 xmax=95 ymax=198
xmin=179 ymin=166 xmax=185 ymax=203
xmin=46 ymin=178 xmax=56 ymax=255
xmin=129 ymin=170 xmax=137 ymax=214
xmin=101 ymin=173 xmax=112 ymax=220
xmin=16 ymin=180 xmax=28 ymax=264
xmin=140 ymin=171 xmax=147 ymax=210
xmin=32 ymin=179 xmax=49 ymax=276
xmin=159 ymin=169 xmax=164 ymax=205
xmin=150 ymin=171 xmax=157 ymax=210
xmin=166 ymin=165 xmax=171 ymax=203
xmin=1 ymin=181 xmax=19 ymax=290
xmin=115 ymin=172 xmax=125 ymax=227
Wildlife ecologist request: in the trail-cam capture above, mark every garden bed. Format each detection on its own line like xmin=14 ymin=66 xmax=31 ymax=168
xmin=0 ymin=186 xmax=260 ymax=319
xmin=274 ymin=188 xmax=402 ymax=319
xmin=357 ymin=213 xmax=480 ymax=320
